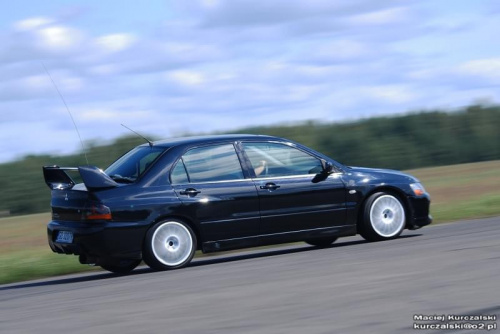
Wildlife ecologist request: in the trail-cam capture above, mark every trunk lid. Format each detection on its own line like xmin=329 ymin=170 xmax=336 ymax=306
xmin=43 ymin=166 xmax=116 ymax=221
xmin=51 ymin=184 xmax=93 ymax=221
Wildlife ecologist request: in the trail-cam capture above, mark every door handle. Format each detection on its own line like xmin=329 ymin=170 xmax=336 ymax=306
xmin=260 ymin=183 xmax=280 ymax=191
xmin=180 ymin=188 xmax=201 ymax=196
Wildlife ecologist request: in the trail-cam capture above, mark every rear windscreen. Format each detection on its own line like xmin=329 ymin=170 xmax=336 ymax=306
xmin=105 ymin=146 xmax=166 ymax=183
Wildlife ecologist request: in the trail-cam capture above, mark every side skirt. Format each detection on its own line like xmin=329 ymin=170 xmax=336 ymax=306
xmin=202 ymin=225 xmax=356 ymax=253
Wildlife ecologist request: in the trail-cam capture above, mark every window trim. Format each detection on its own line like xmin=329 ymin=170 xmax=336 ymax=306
xmin=170 ymin=158 xmax=190 ymax=184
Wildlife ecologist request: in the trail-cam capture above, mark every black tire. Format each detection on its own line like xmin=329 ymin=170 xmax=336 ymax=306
xmin=143 ymin=219 xmax=197 ymax=271
xmin=359 ymin=192 xmax=406 ymax=242
xmin=100 ymin=259 xmax=141 ymax=274
xmin=305 ymin=237 xmax=338 ymax=248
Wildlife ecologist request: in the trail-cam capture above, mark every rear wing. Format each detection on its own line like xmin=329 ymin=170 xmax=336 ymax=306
xmin=43 ymin=165 xmax=118 ymax=191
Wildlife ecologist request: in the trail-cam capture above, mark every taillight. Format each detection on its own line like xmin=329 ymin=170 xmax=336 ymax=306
xmin=84 ymin=203 xmax=112 ymax=221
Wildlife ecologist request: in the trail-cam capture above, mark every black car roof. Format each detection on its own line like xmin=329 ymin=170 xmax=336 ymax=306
xmin=143 ymin=134 xmax=281 ymax=148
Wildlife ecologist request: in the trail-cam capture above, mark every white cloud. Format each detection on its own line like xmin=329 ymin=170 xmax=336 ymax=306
xmin=458 ymin=58 xmax=500 ymax=80
xmin=361 ymin=85 xmax=417 ymax=104
xmin=10 ymin=16 xmax=86 ymax=55
xmin=346 ymin=7 xmax=410 ymax=25
xmin=168 ymin=70 xmax=205 ymax=86
xmin=95 ymin=33 xmax=136 ymax=52
xmin=13 ymin=17 xmax=54 ymax=31
xmin=37 ymin=26 xmax=81 ymax=50
xmin=80 ymin=109 xmax=122 ymax=121
xmin=407 ymin=68 xmax=436 ymax=80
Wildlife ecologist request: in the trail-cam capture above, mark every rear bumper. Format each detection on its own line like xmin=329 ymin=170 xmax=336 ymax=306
xmin=406 ymin=193 xmax=432 ymax=230
xmin=47 ymin=220 xmax=148 ymax=260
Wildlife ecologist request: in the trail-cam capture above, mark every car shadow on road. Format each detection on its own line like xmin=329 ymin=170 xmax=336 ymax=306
xmin=190 ymin=234 xmax=421 ymax=268
xmin=1 ymin=234 xmax=421 ymax=291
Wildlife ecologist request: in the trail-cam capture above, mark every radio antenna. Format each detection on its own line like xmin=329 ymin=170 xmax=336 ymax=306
xmin=121 ymin=124 xmax=154 ymax=147
xmin=42 ymin=62 xmax=89 ymax=165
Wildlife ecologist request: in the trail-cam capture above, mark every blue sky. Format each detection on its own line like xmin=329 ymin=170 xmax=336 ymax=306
xmin=1 ymin=0 xmax=499 ymax=162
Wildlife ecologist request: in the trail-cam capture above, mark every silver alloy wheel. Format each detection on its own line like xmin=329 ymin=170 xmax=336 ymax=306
xmin=369 ymin=195 xmax=405 ymax=237
xmin=151 ymin=221 xmax=193 ymax=266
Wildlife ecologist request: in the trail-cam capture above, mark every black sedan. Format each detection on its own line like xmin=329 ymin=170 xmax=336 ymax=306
xmin=43 ymin=134 xmax=431 ymax=273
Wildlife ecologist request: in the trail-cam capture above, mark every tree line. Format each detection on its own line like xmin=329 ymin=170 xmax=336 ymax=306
xmin=1 ymin=104 xmax=498 ymax=216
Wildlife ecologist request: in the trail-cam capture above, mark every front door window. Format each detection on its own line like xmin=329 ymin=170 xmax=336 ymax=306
xmin=242 ymin=142 xmax=323 ymax=178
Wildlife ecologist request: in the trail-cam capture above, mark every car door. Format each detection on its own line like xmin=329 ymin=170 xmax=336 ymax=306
xmin=171 ymin=143 xmax=260 ymax=246
xmin=241 ymin=141 xmax=346 ymax=235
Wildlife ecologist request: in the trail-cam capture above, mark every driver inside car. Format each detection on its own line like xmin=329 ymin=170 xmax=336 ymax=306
xmin=254 ymin=160 xmax=268 ymax=177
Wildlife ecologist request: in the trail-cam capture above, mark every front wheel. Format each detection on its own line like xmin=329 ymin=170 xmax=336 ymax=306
xmin=360 ymin=192 xmax=406 ymax=241
xmin=305 ymin=237 xmax=338 ymax=248
xmin=100 ymin=259 xmax=141 ymax=274
xmin=143 ymin=219 xmax=197 ymax=271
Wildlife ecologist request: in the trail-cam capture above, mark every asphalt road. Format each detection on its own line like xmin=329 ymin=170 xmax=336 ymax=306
xmin=1 ymin=218 xmax=499 ymax=334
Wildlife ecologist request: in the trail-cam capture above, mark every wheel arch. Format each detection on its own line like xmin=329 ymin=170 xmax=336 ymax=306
xmin=356 ymin=186 xmax=411 ymax=233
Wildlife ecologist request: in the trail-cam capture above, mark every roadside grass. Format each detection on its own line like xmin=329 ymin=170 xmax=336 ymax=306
xmin=406 ymin=160 xmax=500 ymax=222
xmin=1 ymin=160 xmax=499 ymax=284
xmin=430 ymin=194 xmax=500 ymax=223
xmin=0 ymin=213 xmax=100 ymax=284
xmin=0 ymin=249 xmax=99 ymax=284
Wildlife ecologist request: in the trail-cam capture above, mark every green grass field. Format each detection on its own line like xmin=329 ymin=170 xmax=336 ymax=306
xmin=1 ymin=160 xmax=499 ymax=284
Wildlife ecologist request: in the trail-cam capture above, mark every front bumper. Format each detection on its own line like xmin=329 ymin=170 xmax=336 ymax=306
xmin=47 ymin=220 xmax=148 ymax=260
xmin=406 ymin=193 xmax=432 ymax=229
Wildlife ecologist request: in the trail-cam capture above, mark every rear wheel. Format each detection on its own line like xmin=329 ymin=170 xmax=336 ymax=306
xmin=100 ymin=259 xmax=141 ymax=274
xmin=360 ymin=192 xmax=406 ymax=241
xmin=143 ymin=219 xmax=197 ymax=271
xmin=305 ymin=237 xmax=338 ymax=248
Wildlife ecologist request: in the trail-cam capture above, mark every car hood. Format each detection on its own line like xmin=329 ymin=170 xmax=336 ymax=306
xmin=347 ymin=166 xmax=419 ymax=183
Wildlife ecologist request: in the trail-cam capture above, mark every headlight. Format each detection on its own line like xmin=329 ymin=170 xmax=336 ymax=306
xmin=410 ymin=183 xmax=426 ymax=196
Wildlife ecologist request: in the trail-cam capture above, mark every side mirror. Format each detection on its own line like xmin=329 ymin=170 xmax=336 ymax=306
xmin=320 ymin=159 xmax=334 ymax=174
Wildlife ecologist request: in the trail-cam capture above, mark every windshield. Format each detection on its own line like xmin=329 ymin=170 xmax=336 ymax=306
xmin=105 ymin=146 xmax=166 ymax=183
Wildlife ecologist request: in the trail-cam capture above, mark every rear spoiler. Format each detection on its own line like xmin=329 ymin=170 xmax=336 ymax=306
xmin=43 ymin=165 xmax=118 ymax=191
